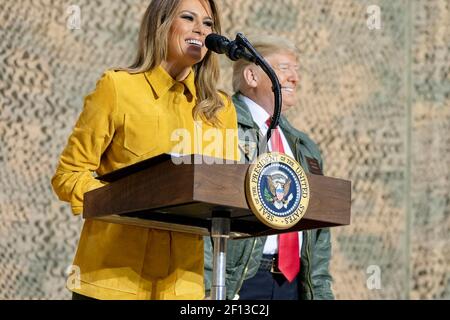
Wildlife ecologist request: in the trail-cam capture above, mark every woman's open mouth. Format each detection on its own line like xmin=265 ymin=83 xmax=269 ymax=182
xmin=186 ymin=39 xmax=204 ymax=47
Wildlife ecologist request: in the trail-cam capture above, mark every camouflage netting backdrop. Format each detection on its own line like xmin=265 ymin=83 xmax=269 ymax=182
xmin=0 ymin=0 xmax=449 ymax=299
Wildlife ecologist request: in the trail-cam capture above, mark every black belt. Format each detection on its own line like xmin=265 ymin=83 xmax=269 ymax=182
xmin=259 ymin=254 xmax=282 ymax=274
xmin=259 ymin=254 xmax=302 ymax=274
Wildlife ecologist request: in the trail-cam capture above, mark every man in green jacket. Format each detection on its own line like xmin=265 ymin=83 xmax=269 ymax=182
xmin=204 ymin=35 xmax=334 ymax=300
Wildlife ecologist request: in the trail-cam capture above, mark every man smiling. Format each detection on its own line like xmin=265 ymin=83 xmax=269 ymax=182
xmin=204 ymin=35 xmax=334 ymax=300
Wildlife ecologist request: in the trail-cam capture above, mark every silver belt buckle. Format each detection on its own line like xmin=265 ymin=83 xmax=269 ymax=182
xmin=270 ymin=257 xmax=282 ymax=274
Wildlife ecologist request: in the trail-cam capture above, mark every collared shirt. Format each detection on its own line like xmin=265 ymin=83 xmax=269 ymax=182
xmin=239 ymin=94 xmax=302 ymax=256
xmin=52 ymin=66 xmax=239 ymax=300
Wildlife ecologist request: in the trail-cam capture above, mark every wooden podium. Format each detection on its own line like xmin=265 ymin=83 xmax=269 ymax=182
xmin=84 ymin=154 xmax=351 ymax=299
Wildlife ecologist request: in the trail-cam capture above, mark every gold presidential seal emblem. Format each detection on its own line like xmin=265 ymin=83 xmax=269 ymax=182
xmin=245 ymin=152 xmax=310 ymax=230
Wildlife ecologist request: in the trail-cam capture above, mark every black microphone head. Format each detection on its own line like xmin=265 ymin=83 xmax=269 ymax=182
xmin=205 ymin=33 xmax=230 ymax=54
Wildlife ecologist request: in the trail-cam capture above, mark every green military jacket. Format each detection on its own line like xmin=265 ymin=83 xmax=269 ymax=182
xmin=204 ymin=93 xmax=334 ymax=300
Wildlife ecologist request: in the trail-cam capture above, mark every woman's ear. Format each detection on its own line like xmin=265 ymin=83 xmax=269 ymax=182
xmin=243 ymin=66 xmax=258 ymax=88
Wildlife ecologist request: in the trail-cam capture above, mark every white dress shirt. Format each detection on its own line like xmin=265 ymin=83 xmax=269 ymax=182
xmin=241 ymin=95 xmax=303 ymax=256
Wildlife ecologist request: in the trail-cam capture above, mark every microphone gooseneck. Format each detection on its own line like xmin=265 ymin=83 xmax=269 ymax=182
xmin=206 ymin=33 xmax=282 ymax=147
xmin=234 ymin=33 xmax=282 ymax=146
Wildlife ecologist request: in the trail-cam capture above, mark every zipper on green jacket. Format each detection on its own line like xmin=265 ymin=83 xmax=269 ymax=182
xmin=305 ymin=230 xmax=314 ymax=300
xmin=233 ymin=238 xmax=258 ymax=299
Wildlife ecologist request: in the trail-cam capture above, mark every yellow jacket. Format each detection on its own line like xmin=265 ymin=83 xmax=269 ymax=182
xmin=51 ymin=66 xmax=239 ymax=300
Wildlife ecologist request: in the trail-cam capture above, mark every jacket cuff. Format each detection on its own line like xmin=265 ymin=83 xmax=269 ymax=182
xmin=71 ymin=206 xmax=83 ymax=216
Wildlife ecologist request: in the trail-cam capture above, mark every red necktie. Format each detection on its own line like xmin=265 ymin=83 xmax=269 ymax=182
xmin=266 ymin=118 xmax=300 ymax=283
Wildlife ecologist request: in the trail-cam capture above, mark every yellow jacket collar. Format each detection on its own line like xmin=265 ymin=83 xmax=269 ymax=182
xmin=145 ymin=65 xmax=196 ymax=99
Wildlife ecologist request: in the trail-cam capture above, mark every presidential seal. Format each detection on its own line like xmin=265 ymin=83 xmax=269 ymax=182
xmin=245 ymin=152 xmax=310 ymax=230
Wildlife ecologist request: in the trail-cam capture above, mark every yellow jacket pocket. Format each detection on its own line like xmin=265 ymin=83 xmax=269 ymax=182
xmin=123 ymin=113 xmax=160 ymax=157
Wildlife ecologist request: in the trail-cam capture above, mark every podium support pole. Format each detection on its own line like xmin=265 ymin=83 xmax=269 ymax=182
xmin=211 ymin=210 xmax=231 ymax=300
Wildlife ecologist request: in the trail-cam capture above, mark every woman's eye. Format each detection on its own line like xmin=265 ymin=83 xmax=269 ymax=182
xmin=181 ymin=15 xmax=194 ymax=21
xmin=204 ymin=21 xmax=213 ymax=28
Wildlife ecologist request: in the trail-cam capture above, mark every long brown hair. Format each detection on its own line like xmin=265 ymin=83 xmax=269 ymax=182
xmin=123 ymin=0 xmax=227 ymax=126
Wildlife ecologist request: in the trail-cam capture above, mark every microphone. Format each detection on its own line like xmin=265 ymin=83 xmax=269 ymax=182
xmin=205 ymin=34 xmax=255 ymax=62
xmin=207 ymin=32 xmax=282 ymax=143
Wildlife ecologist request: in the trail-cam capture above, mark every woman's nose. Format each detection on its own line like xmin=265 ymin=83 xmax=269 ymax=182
xmin=193 ymin=21 xmax=206 ymax=36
